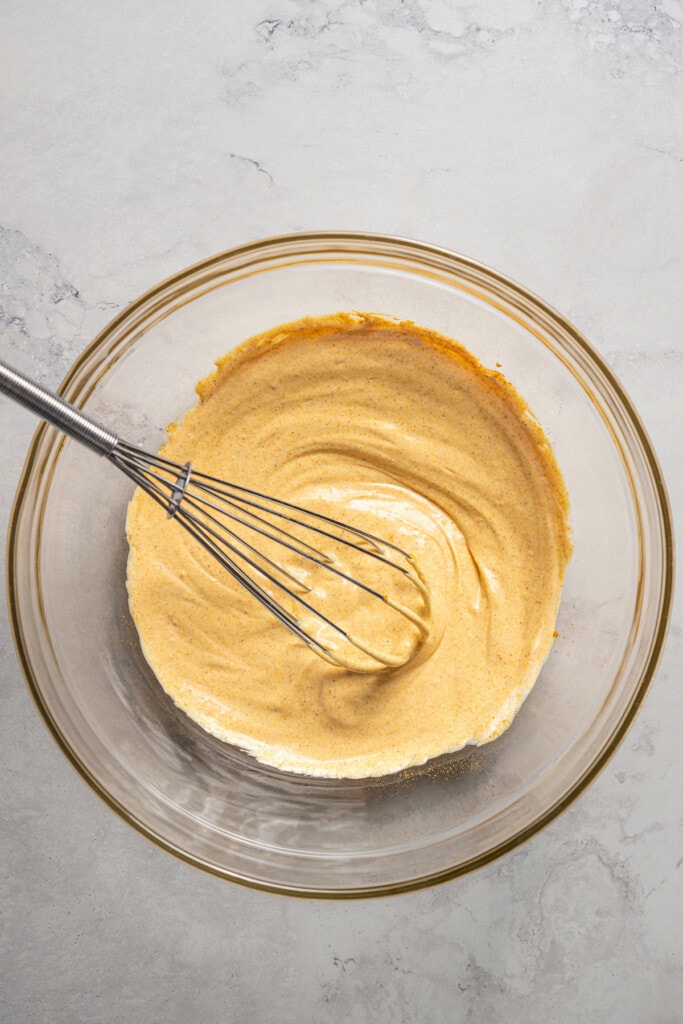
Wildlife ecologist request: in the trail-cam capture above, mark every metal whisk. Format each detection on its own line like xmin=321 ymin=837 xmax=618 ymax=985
xmin=1 ymin=359 xmax=429 ymax=672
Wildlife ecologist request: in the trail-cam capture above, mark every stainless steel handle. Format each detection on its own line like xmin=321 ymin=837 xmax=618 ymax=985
xmin=0 ymin=359 xmax=119 ymax=455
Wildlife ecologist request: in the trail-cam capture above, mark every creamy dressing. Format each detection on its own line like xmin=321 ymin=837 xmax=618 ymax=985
xmin=126 ymin=313 xmax=572 ymax=778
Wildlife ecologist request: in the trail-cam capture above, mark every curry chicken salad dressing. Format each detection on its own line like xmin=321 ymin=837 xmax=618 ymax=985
xmin=126 ymin=313 xmax=572 ymax=778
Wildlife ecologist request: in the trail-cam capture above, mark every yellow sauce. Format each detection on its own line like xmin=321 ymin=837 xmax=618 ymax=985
xmin=126 ymin=313 xmax=572 ymax=777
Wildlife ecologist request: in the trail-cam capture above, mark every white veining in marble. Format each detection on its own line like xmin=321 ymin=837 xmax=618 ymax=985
xmin=1 ymin=2 xmax=682 ymax=1021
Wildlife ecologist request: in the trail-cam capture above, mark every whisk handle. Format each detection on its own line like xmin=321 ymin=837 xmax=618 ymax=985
xmin=0 ymin=359 xmax=119 ymax=455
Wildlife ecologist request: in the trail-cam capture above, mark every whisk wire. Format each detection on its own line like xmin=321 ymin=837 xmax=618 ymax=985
xmin=188 ymin=475 xmax=432 ymax=612
xmin=110 ymin=441 xmax=430 ymax=670
xmin=110 ymin=450 xmax=330 ymax=654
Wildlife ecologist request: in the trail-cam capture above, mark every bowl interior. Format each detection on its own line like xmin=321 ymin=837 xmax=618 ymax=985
xmin=10 ymin=236 xmax=671 ymax=895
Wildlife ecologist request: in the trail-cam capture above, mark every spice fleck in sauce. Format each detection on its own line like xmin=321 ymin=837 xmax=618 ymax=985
xmin=126 ymin=313 xmax=572 ymax=778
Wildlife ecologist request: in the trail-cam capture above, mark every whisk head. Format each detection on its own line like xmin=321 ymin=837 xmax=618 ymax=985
xmin=112 ymin=441 xmax=430 ymax=672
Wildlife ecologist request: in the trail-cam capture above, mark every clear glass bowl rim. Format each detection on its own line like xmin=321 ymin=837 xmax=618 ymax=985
xmin=6 ymin=231 xmax=675 ymax=897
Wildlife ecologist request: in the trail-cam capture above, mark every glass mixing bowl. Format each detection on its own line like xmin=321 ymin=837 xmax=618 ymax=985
xmin=7 ymin=233 xmax=673 ymax=897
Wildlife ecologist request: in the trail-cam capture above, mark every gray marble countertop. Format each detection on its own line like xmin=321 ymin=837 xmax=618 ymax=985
xmin=1 ymin=2 xmax=681 ymax=1021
